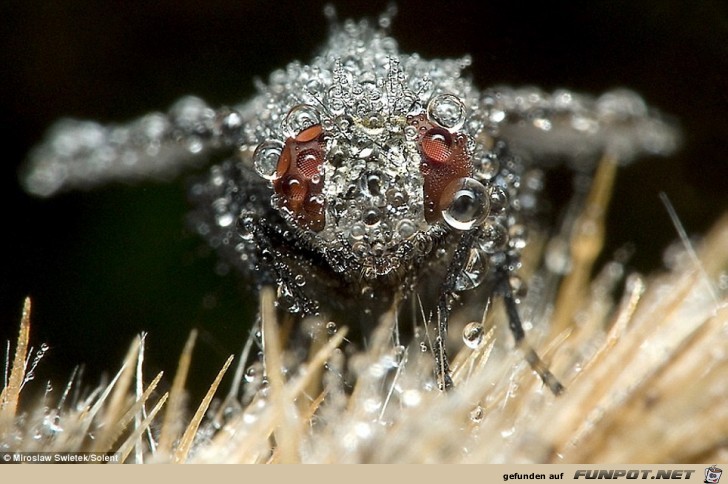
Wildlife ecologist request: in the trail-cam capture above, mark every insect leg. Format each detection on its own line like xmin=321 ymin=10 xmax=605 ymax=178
xmin=498 ymin=268 xmax=564 ymax=395
xmin=483 ymin=87 xmax=679 ymax=169
xmin=22 ymin=97 xmax=244 ymax=197
xmin=432 ymin=229 xmax=479 ymax=391
xmin=248 ymin=217 xmax=320 ymax=315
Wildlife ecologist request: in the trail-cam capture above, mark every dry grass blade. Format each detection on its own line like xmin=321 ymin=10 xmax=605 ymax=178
xmin=0 ymin=298 xmax=31 ymax=425
xmin=116 ymin=393 xmax=169 ymax=464
xmin=90 ymin=337 xmax=141 ymax=451
xmin=2 ymin=202 xmax=726 ymax=463
xmin=157 ymin=329 xmax=197 ymax=456
xmin=261 ymin=286 xmax=300 ymax=463
xmin=96 ymin=371 xmax=164 ymax=454
xmin=174 ymin=354 xmax=234 ymax=463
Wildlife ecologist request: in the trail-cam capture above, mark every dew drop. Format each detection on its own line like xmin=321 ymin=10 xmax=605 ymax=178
xmin=396 ymin=218 xmax=417 ymax=239
xmin=253 ymin=140 xmax=284 ymax=180
xmin=283 ymin=104 xmax=321 ymax=139
xmin=402 ymin=389 xmax=422 ymax=407
xmin=488 ymin=186 xmax=508 ymax=214
xmin=469 ymin=405 xmax=484 ymax=423
xmin=509 ymin=224 xmax=528 ymax=250
xmin=462 ymin=321 xmax=485 ymax=349
xmin=479 ymin=219 xmax=509 ymax=253
xmin=387 ymin=188 xmax=408 ymax=207
xmin=427 ymin=93 xmax=466 ymax=131
xmin=186 ymin=136 xmax=203 ymax=154
xmin=455 ymin=247 xmax=489 ymax=291
xmin=477 ymin=156 xmax=500 ymax=180
xmin=216 ymin=212 xmax=234 ymax=227
xmin=441 ymin=177 xmax=490 ymax=231
xmin=363 ymin=208 xmax=382 ymax=227
xmin=509 ymin=275 xmax=527 ymax=301
xmin=349 ymin=222 xmax=366 ymax=240
xmin=404 ymin=125 xmax=418 ymax=141
xmin=244 ymin=362 xmax=263 ymax=383
xmin=326 ymin=321 xmax=337 ymax=335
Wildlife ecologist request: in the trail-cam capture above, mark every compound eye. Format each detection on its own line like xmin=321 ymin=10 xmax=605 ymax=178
xmin=270 ymin=106 xmax=327 ymax=232
xmin=296 ymin=148 xmax=324 ymax=178
xmin=421 ymin=127 xmax=453 ymax=163
xmin=408 ymin=113 xmax=475 ymax=224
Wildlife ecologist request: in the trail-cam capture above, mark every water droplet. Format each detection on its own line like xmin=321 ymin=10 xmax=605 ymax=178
xmin=258 ymin=378 xmax=271 ymax=398
xmin=404 ymin=125 xmax=418 ymax=140
xmin=427 ymin=93 xmax=466 ymax=131
xmin=479 ymin=219 xmax=509 ymax=253
xmin=349 ymin=222 xmax=366 ymax=241
xmin=509 ymin=275 xmax=527 ymax=301
xmin=462 ymin=322 xmax=485 ymax=349
xmin=441 ymin=177 xmax=490 ymax=231
xmin=455 ymin=247 xmax=489 ymax=291
xmin=335 ymin=114 xmax=354 ymax=132
xmin=419 ymin=342 xmax=428 ymax=352
xmin=363 ymin=208 xmax=381 ymax=227
xmin=253 ymin=140 xmax=284 ymax=180
xmin=401 ymin=389 xmax=422 ymax=407
xmin=477 ymin=156 xmax=500 ymax=180
xmin=469 ymin=405 xmax=484 ymax=423
xmin=283 ymin=104 xmax=321 ymax=139
xmin=221 ymin=110 xmax=242 ymax=134
xmin=488 ymin=186 xmax=508 ymax=214
xmin=244 ymin=362 xmax=263 ymax=383
xmin=508 ymin=224 xmax=528 ymax=250
xmin=396 ymin=219 xmax=416 ymax=238
xmin=294 ymin=274 xmax=306 ymax=287
xmin=186 ymin=136 xmax=203 ymax=154
xmin=326 ymin=321 xmax=337 ymax=335
xmin=216 ymin=212 xmax=234 ymax=227
xmin=360 ymin=171 xmax=385 ymax=197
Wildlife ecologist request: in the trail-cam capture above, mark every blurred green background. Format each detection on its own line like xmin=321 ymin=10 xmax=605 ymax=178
xmin=2 ymin=0 xmax=727 ymax=400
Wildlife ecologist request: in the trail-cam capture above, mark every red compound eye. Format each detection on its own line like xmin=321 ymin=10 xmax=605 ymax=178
xmin=272 ymin=124 xmax=326 ymax=232
xmin=407 ymin=113 xmax=474 ymax=223
xmin=421 ymin=127 xmax=453 ymax=163
xmin=280 ymin=175 xmax=306 ymax=202
xmin=296 ymin=149 xmax=323 ymax=178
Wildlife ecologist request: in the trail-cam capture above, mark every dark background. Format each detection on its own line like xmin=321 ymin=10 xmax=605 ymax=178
xmin=2 ymin=0 xmax=727 ymax=399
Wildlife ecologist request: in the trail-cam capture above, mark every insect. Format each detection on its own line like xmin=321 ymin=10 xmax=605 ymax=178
xmin=22 ymin=10 xmax=678 ymax=393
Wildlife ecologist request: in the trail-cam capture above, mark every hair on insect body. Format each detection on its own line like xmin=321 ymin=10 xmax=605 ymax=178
xmin=22 ymin=8 xmax=679 ymax=394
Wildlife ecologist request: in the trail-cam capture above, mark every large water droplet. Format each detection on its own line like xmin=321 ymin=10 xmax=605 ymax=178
xmin=455 ymin=247 xmax=489 ymax=291
xmin=441 ymin=177 xmax=490 ymax=231
xmin=283 ymin=104 xmax=321 ymax=139
xmin=253 ymin=140 xmax=284 ymax=180
xmin=462 ymin=321 xmax=485 ymax=349
xmin=427 ymin=93 xmax=466 ymax=131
